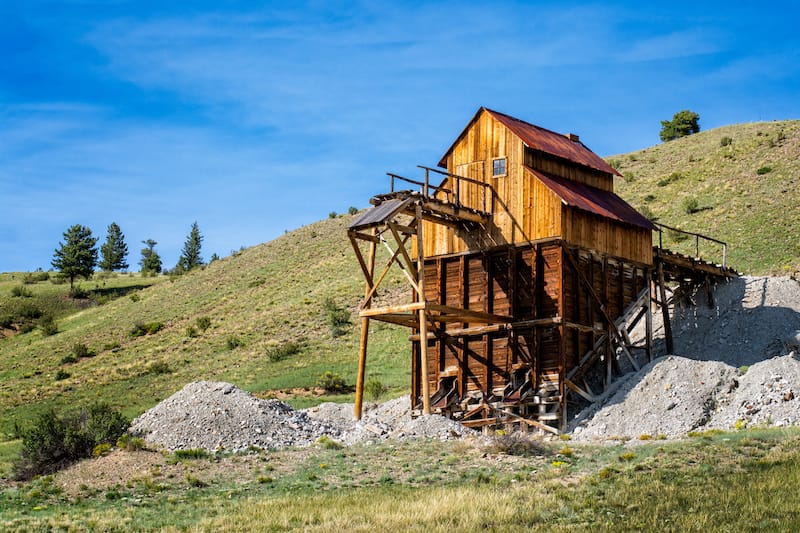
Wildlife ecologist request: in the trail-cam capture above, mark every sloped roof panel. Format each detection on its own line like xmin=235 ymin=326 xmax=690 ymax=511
xmin=438 ymin=107 xmax=620 ymax=176
xmin=526 ymin=167 xmax=657 ymax=231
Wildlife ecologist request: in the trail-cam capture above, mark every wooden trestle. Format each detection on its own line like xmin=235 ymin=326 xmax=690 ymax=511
xmin=349 ymin=174 xmax=735 ymax=432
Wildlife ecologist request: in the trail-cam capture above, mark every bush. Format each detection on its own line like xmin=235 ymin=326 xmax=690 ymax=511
xmin=638 ymin=205 xmax=656 ymax=221
xmin=60 ymin=354 xmax=78 ymax=365
xmin=365 ymin=378 xmax=387 ymax=401
xmin=55 ymin=369 xmax=71 ymax=381
xmin=226 ymin=336 xmax=243 ymax=350
xmin=323 ymin=298 xmax=351 ymax=338
xmin=23 ymin=271 xmax=50 ymax=284
xmin=622 ymin=171 xmax=635 ymax=183
xmin=13 ymin=403 xmax=129 ymax=480
xmin=147 ymin=361 xmax=172 ymax=375
xmin=39 ymin=316 xmax=58 ymax=336
xmin=756 ymin=166 xmax=772 ymax=175
xmin=186 ymin=325 xmax=198 ymax=338
xmin=348 ymin=206 xmax=359 ymax=215
xmin=484 ymin=433 xmax=547 ymax=457
xmin=174 ymin=448 xmax=209 ymax=460
xmin=656 ymin=172 xmax=684 ymax=187
xmin=266 ymin=341 xmax=300 ymax=362
xmin=328 ymin=211 xmax=338 ymax=219
xmin=316 ymin=435 xmax=343 ymax=450
xmin=682 ymin=197 xmax=700 ymax=214
xmin=316 ymin=371 xmax=348 ymax=393
xmin=196 ymin=316 xmax=212 ymax=332
xmin=720 ymin=136 xmax=733 ymax=147
xmin=10 ymin=285 xmax=32 ymax=298
xmin=69 ymin=287 xmax=90 ymax=299
xmin=116 ymin=433 xmax=146 ymax=451
xmin=130 ymin=321 xmax=164 ymax=337
xmin=72 ymin=342 xmax=94 ymax=358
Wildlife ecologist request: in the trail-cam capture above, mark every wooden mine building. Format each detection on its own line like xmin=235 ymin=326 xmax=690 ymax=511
xmin=348 ymin=107 xmax=733 ymax=432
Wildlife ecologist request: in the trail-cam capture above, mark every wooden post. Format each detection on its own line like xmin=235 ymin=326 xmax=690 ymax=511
xmin=645 ymin=271 xmax=653 ymax=362
xmin=657 ymin=261 xmax=674 ymax=354
xmin=417 ymin=204 xmax=432 ymax=414
xmin=354 ymin=229 xmax=377 ymax=420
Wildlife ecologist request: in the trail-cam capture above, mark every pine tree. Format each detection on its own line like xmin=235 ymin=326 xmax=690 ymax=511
xmin=139 ymin=239 xmax=162 ymax=276
xmin=99 ymin=222 xmax=129 ymax=272
xmin=660 ymin=110 xmax=700 ymax=142
xmin=52 ymin=225 xmax=98 ymax=289
xmin=178 ymin=222 xmax=204 ymax=271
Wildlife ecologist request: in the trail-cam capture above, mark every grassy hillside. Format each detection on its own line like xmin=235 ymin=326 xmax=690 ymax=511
xmin=0 ymin=214 xmax=408 ymax=437
xmin=610 ymin=120 xmax=800 ymax=274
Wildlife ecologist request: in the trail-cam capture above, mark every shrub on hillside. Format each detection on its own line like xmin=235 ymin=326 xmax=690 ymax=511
xmin=130 ymin=321 xmax=164 ymax=337
xmin=10 ymin=285 xmax=32 ymax=298
xmin=316 ymin=371 xmax=348 ymax=393
xmin=323 ymin=298 xmax=351 ymax=338
xmin=756 ymin=166 xmax=772 ymax=175
xmin=266 ymin=341 xmax=301 ymax=362
xmin=196 ymin=316 xmax=212 ymax=332
xmin=12 ymin=403 xmax=129 ymax=480
xmin=682 ymin=197 xmax=700 ymax=214
xmin=72 ymin=342 xmax=95 ymax=358
xmin=365 ymin=379 xmax=387 ymax=401
xmin=39 ymin=316 xmax=58 ymax=337
xmin=226 ymin=335 xmax=243 ymax=350
xmin=720 ymin=136 xmax=733 ymax=147
xmin=23 ymin=271 xmax=50 ymax=284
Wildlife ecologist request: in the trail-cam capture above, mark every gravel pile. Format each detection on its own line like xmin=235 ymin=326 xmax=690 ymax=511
xmin=571 ymin=356 xmax=740 ymax=439
xmin=709 ymin=353 xmax=800 ymax=429
xmin=572 ymin=276 xmax=800 ymax=440
xmin=129 ymin=382 xmax=344 ymax=452
xmin=131 ymin=383 xmax=474 ymax=452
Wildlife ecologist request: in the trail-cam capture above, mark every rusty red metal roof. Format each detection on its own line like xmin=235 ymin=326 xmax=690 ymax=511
xmin=439 ymin=107 xmax=620 ymax=176
xmin=526 ymin=166 xmax=657 ymax=231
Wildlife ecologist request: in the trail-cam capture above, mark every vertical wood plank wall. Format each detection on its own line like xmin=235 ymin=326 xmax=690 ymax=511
xmin=411 ymin=241 xmax=650 ymax=412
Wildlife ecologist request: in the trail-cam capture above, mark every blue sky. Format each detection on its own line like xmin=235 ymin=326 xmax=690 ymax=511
xmin=1 ymin=1 xmax=798 ymax=272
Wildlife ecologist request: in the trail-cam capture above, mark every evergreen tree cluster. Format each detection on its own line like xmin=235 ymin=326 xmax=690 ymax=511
xmin=50 ymin=221 xmax=207 ymax=282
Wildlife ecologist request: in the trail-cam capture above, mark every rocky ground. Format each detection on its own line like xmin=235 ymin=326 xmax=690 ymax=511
xmin=130 ymin=276 xmax=800 ymax=449
xmin=572 ymin=275 xmax=800 ymax=440
xmin=130 ymin=382 xmax=473 ymax=452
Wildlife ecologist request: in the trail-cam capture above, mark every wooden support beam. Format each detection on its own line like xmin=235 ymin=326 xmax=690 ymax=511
xmin=565 ymin=378 xmax=596 ymax=402
xmin=354 ymin=228 xmax=377 ymax=421
xmin=657 ymin=261 xmax=674 ymax=354
xmin=417 ymin=204 xmax=431 ymax=415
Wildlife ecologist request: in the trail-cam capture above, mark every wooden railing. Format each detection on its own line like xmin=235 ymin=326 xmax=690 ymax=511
xmin=387 ymin=166 xmax=493 ymax=214
xmin=654 ymin=222 xmax=728 ymax=268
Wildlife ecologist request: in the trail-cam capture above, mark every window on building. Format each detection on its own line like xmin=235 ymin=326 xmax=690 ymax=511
xmin=492 ymin=157 xmax=507 ymax=177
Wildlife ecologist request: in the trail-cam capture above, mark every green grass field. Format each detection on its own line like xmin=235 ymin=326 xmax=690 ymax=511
xmin=2 ymin=428 xmax=799 ymax=531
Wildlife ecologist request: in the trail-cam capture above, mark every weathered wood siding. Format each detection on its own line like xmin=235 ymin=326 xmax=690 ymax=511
xmin=562 ymin=208 xmax=653 ymax=266
xmin=411 ymin=241 xmax=650 ymax=411
xmin=525 ymin=149 xmax=614 ymax=191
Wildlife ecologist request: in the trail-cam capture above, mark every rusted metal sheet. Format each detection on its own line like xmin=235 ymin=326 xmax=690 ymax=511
xmin=439 ymin=107 xmax=620 ymax=176
xmin=348 ymin=198 xmax=411 ymax=231
xmin=527 ymin=167 xmax=657 ymax=231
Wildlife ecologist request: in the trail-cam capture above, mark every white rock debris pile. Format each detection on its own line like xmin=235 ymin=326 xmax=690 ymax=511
xmin=572 ymin=275 xmax=800 ymax=440
xmin=572 ymin=353 xmax=800 ymax=440
xmin=130 ymin=382 xmax=474 ymax=452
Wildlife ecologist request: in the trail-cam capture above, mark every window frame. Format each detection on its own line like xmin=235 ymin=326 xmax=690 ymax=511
xmin=491 ymin=157 xmax=507 ymax=178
